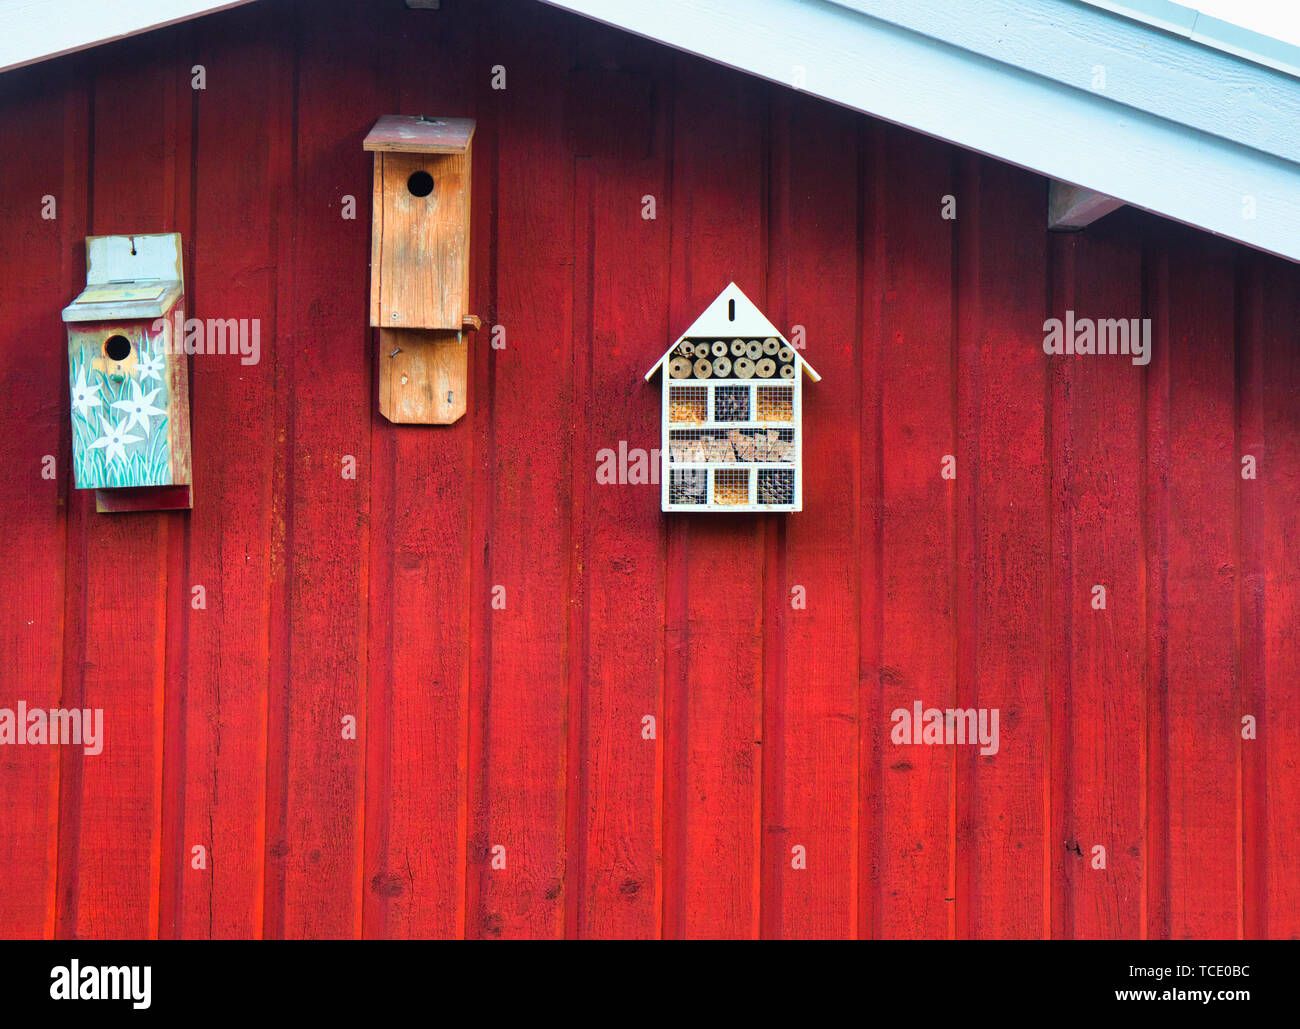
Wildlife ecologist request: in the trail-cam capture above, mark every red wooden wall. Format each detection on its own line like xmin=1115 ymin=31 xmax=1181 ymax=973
xmin=1 ymin=0 xmax=1298 ymax=939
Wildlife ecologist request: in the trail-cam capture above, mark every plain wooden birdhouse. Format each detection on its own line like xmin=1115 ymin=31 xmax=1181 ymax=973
xmin=61 ymin=233 xmax=193 ymax=512
xmin=365 ymin=114 xmax=479 ymax=424
xmin=645 ymin=283 xmax=819 ymax=512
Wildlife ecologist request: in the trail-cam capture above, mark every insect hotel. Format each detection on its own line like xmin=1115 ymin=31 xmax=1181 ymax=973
xmin=646 ymin=283 xmax=819 ymax=512
xmin=61 ymin=232 xmax=193 ymax=512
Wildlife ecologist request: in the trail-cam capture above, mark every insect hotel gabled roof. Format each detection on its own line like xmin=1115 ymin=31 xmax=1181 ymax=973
xmin=644 ymin=282 xmax=821 ymax=382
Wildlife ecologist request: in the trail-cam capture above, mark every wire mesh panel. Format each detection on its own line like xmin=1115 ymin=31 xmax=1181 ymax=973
xmin=757 ymin=468 xmax=795 ymax=505
xmin=669 ymin=468 xmax=708 ymax=505
xmin=668 ymin=427 xmax=794 ymax=464
xmin=713 ymin=468 xmax=751 ymax=505
xmin=669 ymin=386 xmax=708 ymax=424
xmin=756 ymin=385 xmax=794 ymax=423
xmin=714 ymin=385 xmax=750 ymax=422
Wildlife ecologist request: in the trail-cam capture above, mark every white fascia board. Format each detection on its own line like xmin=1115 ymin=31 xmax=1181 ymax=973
xmin=539 ymin=0 xmax=1300 ymax=263
xmin=1081 ymin=0 xmax=1300 ymax=80
xmin=828 ymin=0 xmax=1300 ymax=164
xmin=0 ymin=0 xmax=257 ymax=74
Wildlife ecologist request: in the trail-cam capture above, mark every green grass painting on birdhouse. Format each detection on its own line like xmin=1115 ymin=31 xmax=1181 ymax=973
xmin=67 ymin=327 xmax=174 ymax=489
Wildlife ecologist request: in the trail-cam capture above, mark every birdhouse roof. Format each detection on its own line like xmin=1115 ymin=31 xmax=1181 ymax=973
xmin=644 ymin=282 xmax=820 ymax=382
xmin=61 ymin=233 xmax=184 ymax=322
xmin=364 ymin=115 xmax=476 ymax=153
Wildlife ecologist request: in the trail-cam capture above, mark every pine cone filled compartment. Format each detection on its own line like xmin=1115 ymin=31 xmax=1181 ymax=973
xmin=713 ymin=384 xmax=750 ymax=422
xmin=757 ymin=468 xmax=795 ymax=505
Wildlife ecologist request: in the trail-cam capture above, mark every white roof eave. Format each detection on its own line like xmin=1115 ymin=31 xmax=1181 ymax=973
xmin=0 ymin=0 xmax=258 ymax=74
xmin=540 ymin=0 xmax=1300 ymax=264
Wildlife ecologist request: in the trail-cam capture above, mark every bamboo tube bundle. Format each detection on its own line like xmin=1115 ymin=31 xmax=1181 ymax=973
xmin=762 ymin=337 xmax=780 ymax=355
xmin=668 ymin=356 xmax=693 ymax=379
xmin=712 ymin=355 xmax=732 ymax=378
xmin=755 ymin=357 xmax=777 ymax=378
xmin=729 ymin=338 xmax=747 ymax=357
xmin=733 ymin=357 xmax=756 ymax=378
xmin=693 ymin=357 xmax=713 ymax=378
xmin=746 ymin=340 xmax=763 ymax=359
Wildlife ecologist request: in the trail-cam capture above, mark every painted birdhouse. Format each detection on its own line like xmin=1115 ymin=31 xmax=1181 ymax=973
xmin=61 ymin=233 xmax=192 ymax=512
xmin=364 ymin=114 xmax=480 ymax=424
xmin=645 ymin=283 xmax=819 ymax=512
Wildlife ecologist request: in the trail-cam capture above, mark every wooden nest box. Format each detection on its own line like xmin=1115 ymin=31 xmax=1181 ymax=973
xmin=61 ymin=232 xmax=193 ymax=512
xmin=365 ymin=114 xmax=480 ymax=424
xmin=645 ymin=283 xmax=820 ymax=512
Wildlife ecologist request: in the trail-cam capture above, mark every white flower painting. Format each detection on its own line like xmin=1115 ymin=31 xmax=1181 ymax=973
xmin=71 ymin=364 xmax=103 ymax=420
xmin=111 ymin=378 xmax=167 ymax=434
xmin=139 ymin=347 xmax=166 ymax=384
xmin=88 ymin=419 xmax=143 ymax=466
xmin=68 ymin=337 xmax=171 ymax=489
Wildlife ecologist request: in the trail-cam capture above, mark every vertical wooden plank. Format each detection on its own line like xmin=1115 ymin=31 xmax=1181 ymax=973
xmin=165 ymin=1 xmax=288 ymax=938
xmin=663 ymin=57 xmax=764 ymax=939
xmin=267 ymin=0 xmax=379 ymax=938
xmin=1236 ymin=254 xmax=1266 ymax=940
xmin=1143 ymin=242 xmax=1172 ymax=940
xmin=467 ymin=0 xmax=573 ymax=939
xmin=1163 ymin=239 xmax=1239 ymax=938
xmin=571 ymin=40 xmax=670 ymax=939
xmin=955 ymin=157 xmax=1049 ymax=939
xmin=1046 ymin=231 xmax=1074 ymax=939
xmin=1052 ymin=225 xmax=1145 ymax=937
xmin=872 ymin=125 xmax=957 ymax=939
xmin=363 ymin=0 xmax=475 ymax=939
xmin=0 ymin=62 xmax=84 ymax=939
xmin=856 ymin=118 xmax=886 ymax=940
xmin=65 ymin=30 xmax=192 ymax=939
xmin=762 ymin=94 xmax=869 ymax=938
xmin=1255 ymin=257 xmax=1300 ymax=938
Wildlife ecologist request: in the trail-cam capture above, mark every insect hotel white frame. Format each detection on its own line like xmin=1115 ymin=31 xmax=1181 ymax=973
xmin=645 ymin=283 xmax=819 ymax=513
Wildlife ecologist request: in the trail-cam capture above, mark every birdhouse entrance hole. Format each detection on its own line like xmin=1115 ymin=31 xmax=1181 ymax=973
xmin=104 ymin=334 xmax=132 ymax=361
xmin=406 ymin=170 xmax=435 ymax=198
